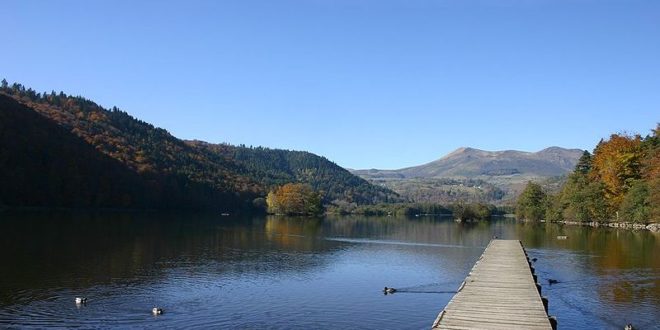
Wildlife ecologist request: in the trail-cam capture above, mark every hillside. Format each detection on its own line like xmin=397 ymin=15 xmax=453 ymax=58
xmin=189 ymin=142 xmax=399 ymax=204
xmin=352 ymin=147 xmax=583 ymax=204
xmin=0 ymin=81 xmax=397 ymax=210
xmin=0 ymin=94 xmax=146 ymax=208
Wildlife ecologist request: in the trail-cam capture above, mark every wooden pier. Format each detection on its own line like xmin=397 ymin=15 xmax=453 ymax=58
xmin=432 ymin=240 xmax=555 ymax=330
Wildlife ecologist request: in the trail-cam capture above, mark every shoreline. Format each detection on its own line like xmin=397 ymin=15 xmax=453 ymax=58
xmin=548 ymin=220 xmax=660 ymax=233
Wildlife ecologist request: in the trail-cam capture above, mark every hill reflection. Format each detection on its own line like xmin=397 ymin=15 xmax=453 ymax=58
xmin=0 ymin=211 xmax=657 ymax=329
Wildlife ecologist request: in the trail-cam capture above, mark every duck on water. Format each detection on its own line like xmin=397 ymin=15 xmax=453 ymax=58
xmin=383 ymin=287 xmax=397 ymax=294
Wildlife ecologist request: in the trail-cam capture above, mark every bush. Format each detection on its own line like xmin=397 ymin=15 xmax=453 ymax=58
xmin=516 ymin=182 xmax=547 ymax=221
xmin=619 ymin=180 xmax=650 ymax=223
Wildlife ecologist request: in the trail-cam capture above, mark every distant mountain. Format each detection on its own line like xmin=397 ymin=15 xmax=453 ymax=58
xmin=0 ymin=81 xmax=397 ymax=210
xmin=354 ymin=147 xmax=583 ymax=179
xmin=351 ymin=147 xmax=584 ymax=204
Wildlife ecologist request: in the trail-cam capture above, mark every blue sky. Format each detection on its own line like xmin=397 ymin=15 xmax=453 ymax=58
xmin=2 ymin=0 xmax=658 ymax=169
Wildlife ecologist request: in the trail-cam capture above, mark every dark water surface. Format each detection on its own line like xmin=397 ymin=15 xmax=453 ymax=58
xmin=0 ymin=212 xmax=658 ymax=329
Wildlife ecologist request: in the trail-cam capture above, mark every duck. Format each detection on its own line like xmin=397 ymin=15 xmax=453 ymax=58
xmin=75 ymin=297 xmax=87 ymax=304
xmin=383 ymin=287 xmax=397 ymax=294
xmin=152 ymin=307 xmax=164 ymax=315
xmin=548 ymin=279 xmax=559 ymax=285
xmin=532 ymin=257 xmax=538 ymax=262
xmin=624 ymin=323 xmax=634 ymax=330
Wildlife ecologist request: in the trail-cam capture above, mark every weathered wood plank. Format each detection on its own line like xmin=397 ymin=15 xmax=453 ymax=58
xmin=432 ymin=240 xmax=553 ymax=329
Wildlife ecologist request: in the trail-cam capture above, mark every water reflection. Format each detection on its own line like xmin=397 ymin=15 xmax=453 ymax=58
xmin=0 ymin=211 xmax=657 ymax=329
xmin=512 ymin=222 xmax=660 ymax=329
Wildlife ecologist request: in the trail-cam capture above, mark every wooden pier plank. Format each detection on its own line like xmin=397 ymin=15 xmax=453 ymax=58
xmin=432 ymin=240 xmax=552 ymax=329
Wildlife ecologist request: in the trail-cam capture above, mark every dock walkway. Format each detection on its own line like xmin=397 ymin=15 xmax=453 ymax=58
xmin=432 ymin=239 xmax=554 ymax=329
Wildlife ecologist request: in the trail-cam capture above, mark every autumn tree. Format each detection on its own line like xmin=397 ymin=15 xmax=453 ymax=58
xmin=590 ymin=134 xmax=642 ymax=211
xmin=266 ymin=183 xmax=323 ymax=215
xmin=542 ymin=126 xmax=658 ymax=223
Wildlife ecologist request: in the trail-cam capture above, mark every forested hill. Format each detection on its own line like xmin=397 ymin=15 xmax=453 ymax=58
xmin=189 ymin=141 xmax=400 ymax=205
xmin=0 ymin=93 xmax=249 ymax=210
xmin=0 ymin=80 xmax=398 ymax=210
xmin=1 ymin=93 xmax=146 ymax=208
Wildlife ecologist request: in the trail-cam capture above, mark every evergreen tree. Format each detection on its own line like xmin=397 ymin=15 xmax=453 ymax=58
xmin=575 ymin=150 xmax=592 ymax=174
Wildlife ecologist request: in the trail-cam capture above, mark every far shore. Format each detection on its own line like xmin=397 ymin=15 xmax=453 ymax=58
xmin=539 ymin=219 xmax=660 ymax=233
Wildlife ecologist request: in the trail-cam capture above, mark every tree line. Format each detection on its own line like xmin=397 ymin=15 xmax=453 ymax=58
xmin=517 ymin=126 xmax=658 ymax=223
xmin=324 ymin=200 xmax=505 ymax=220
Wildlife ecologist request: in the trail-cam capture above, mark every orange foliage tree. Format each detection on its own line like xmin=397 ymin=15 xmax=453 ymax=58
xmin=266 ymin=183 xmax=322 ymax=215
xmin=590 ymin=134 xmax=642 ymax=211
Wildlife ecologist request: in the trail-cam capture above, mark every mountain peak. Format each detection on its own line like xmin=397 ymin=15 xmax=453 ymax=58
xmin=445 ymin=147 xmax=479 ymax=158
xmin=537 ymin=146 xmax=583 ymax=154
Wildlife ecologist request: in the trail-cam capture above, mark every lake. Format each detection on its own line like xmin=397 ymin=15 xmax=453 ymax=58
xmin=0 ymin=212 xmax=658 ymax=329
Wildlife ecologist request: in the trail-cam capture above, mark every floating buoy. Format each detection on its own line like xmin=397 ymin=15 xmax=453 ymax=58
xmin=152 ymin=307 xmax=164 ymax=315
xmin=75 ymin=297 xmax=87 ymax=304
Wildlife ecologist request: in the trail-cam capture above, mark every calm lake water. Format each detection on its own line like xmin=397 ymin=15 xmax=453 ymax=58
xmin=0 ymin=212 xmax=658 ymax=329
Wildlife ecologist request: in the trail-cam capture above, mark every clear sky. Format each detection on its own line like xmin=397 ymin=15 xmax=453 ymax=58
xmin=2 ymin=0 xmax=658 ymax=169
